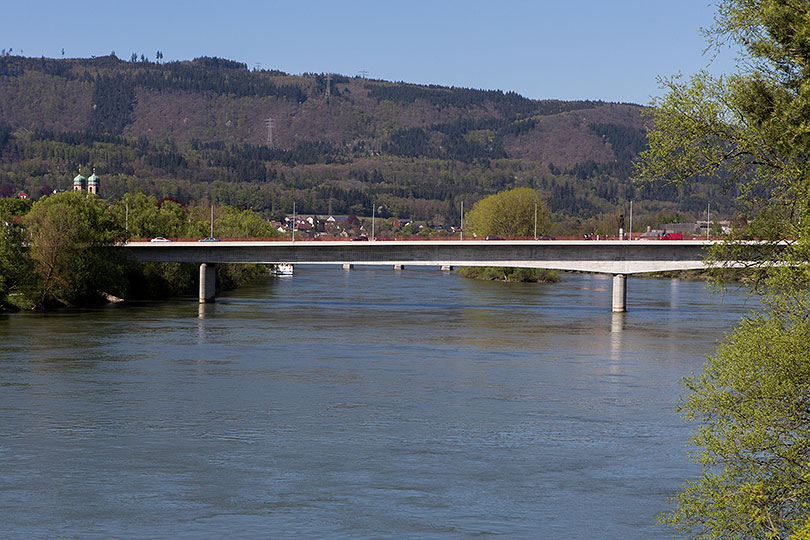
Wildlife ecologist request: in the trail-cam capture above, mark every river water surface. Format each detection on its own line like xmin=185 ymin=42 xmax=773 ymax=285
xmin=0 ymin=267 xmax=757 ymax=539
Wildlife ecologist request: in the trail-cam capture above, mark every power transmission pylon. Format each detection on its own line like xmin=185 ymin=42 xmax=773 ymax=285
xmin=264 ymin=117 xmax=274 ymax=148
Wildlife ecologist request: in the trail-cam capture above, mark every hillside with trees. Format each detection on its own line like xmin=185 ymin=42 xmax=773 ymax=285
xmin=0 ymin=54 xmax=737 ymax=233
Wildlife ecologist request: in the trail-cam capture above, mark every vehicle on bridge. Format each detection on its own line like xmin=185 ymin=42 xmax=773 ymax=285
xmin=661 ymin=233 xmax=683 ymax=240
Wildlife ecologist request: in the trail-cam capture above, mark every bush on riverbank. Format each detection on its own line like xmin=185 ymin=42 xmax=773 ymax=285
xmin=456 ymin=266 xmax=559 ymax=283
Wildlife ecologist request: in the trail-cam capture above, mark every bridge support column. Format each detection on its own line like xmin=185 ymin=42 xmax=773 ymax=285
xmin=199 ymin=263 xmax=216 ymax=303
xmin=612 ymin=274 xmax=627 ymax=313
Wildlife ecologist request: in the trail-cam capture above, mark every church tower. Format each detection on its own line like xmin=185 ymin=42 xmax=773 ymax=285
xmin=87 ymin=169 xmax=99 ymax=195
xmin=73 ymin=170 xmax=86 ymax=192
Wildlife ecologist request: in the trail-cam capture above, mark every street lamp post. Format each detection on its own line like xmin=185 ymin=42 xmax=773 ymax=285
xmin=629 ymin=201 xmax=633 ymax=241
xmin=460 ymin=201 xmax=464 ymax=241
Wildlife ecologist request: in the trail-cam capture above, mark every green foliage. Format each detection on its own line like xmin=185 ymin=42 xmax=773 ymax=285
xmin=112 ymin=192 xmax=196 ymax=239
xmin=0 ymin=191 xmax=280 ymax=311
xmin=636 ymin=2 xmax=810 ymax=538
xmin=456 ymin=266 xmax=559 ymax=283
xmin=0 ymin=212 xmax=32 ymax=310
xmin=24 ymin=191 xmax=124 ymax=308
xmin=635 ymin=2 xmax=810 ymax=246
xmin=662 ymin=313 xmax=810 ymax=539
xmin=213 ymin=207 xmax=280 ymax=238
xmin=0 ymin=197 xmax=32 ymax=217
xmin=464 ymin=187 xmax=550 ymax=237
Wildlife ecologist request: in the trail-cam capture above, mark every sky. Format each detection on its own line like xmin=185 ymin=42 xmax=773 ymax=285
xmin=2 ymin=0 xmax=738 ymax=105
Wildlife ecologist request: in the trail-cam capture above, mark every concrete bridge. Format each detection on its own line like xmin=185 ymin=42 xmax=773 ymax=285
xmin=122 ymin=239 xmax=714 ymax=312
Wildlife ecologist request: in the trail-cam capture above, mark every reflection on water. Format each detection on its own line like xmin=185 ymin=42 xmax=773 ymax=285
xmin=0 ymin=268 xmax=757 ymax=539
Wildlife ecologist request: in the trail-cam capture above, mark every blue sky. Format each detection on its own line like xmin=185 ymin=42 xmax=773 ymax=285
xmin=3 ymin=0 xmax=736 ymax=104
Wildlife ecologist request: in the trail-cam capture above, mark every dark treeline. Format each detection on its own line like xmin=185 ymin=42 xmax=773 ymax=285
xmin=367 ymin=83 xmax=598 ymax=117
xmin=131 ymin=64 xmax=307 ymax=102
xmin=0 ymin=55 xmax=309 ymax=104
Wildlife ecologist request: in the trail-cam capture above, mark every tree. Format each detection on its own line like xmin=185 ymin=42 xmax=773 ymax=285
xmin=24 ymin=191 xmax=124 ymax=308
xmin=464 ymin=187 xmax=550 ymax=237
xmin=635 ymin=2 xmax=810 ymax=537
xmin=0 ymin=210 xmax=31 ymax=310
xmin=0 ymin=197 xmax=32 ymax=217
xmin=111 ymin=192 xmax=196 ymax=239
xmin=662 ymin=313 xmax=810 ymax=539
xmin=635 ymin=1 xmax=810 ymax=254
xmin=210 ymin=206 xmax=280 ymax=238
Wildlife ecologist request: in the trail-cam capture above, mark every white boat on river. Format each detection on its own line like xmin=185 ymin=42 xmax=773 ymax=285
xmin=272 ymin=263 xmax=293 ymax=276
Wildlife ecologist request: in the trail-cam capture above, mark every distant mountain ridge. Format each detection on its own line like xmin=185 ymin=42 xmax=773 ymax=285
xmin=0 ymin=54 xmax=732 ymax=229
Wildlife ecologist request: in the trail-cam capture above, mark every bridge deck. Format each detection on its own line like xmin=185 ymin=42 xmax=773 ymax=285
xmin=122 ymin=239 xmax=712 ymax=274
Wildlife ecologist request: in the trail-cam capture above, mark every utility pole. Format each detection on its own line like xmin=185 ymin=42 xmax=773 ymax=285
xmin=534 ymin=203 xmax=538 ymax=240
xmin=460 ymin=201 xmax=464 ymax=241
xmin=707 ymin=203 xmax=711 ymax=240
xmin=358 ymin=70 xmax=368 ymax=88
xmin=371 ymin=203 xmax=375 ymax=241
xmin=629 ymin=201 xmax=633 ymax=241
xmin=264 ymin=117 xmax=274 ymax=148
xmin=292 ymin=201 xmax=296 ymax=242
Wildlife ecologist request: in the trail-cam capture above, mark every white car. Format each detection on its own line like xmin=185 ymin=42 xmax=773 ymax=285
xmin=150 ymin=237 xmax=171 ymax=242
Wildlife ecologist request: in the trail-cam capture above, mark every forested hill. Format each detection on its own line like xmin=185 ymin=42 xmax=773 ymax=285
xmin=0 ymin=54 xmax=734 ymax=230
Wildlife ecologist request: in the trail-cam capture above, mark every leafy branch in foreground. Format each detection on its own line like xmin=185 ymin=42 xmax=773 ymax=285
xmin=635 ymin=1 xmax=810 ymax=537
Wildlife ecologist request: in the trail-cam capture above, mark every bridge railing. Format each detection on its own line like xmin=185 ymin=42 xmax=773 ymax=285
xmin=126 ymin=234 xmax=723 ymax=243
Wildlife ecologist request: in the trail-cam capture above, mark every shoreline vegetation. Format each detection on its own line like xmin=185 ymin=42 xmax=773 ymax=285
xmin=0 ymin=191 xmax=280 ymax=312
xmin=636 ymin=268 xmax=758 ymax=284
xmin=455 ymin=266 xmax=560 ymax=283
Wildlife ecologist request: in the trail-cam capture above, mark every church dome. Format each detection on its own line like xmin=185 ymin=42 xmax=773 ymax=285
xmin=88 ymin=172 xmax=99 ymax=185
xmin=73 ymin=172 xmax=86 ymax=185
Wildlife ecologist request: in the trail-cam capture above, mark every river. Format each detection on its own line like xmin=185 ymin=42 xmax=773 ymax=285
xmin=0 ymin=267 xmax=758 ymax=539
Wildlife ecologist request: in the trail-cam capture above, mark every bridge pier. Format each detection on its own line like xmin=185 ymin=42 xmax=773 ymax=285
xmin=199 ymin=263 xmax=216 ymax=303
xmin=612 ymin=274 xmax=627 ymax=313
